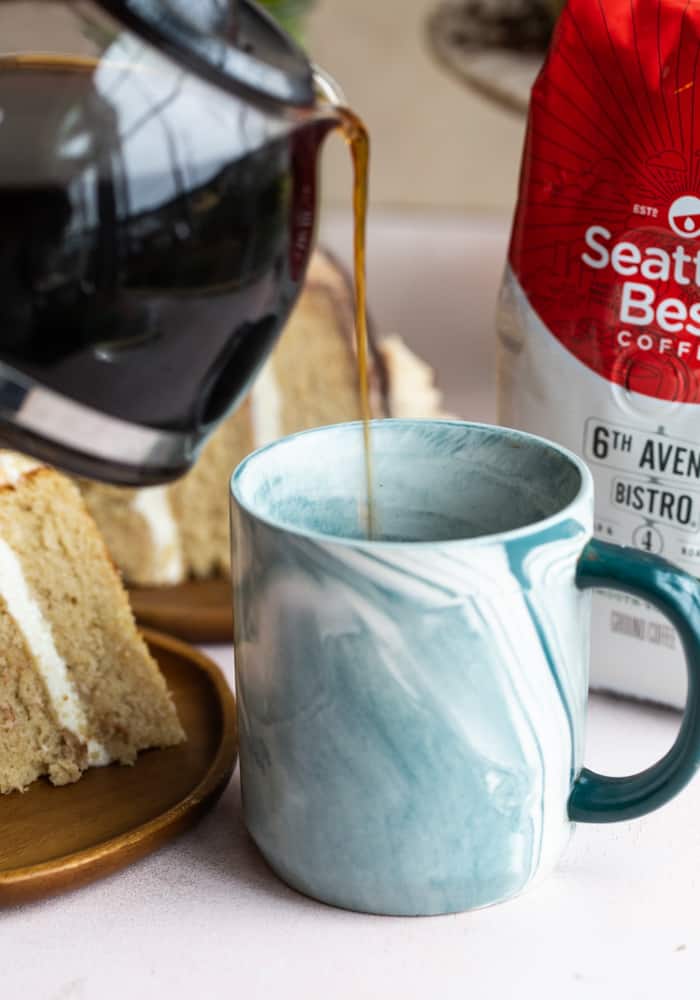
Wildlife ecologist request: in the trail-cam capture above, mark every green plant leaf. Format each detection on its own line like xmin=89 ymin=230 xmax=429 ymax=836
xmin=256 ymin=0 xmax=315 ymax=42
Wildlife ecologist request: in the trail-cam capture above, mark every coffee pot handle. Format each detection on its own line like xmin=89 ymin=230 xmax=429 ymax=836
xmin=569 ymin=538 xmax=700 ymax=822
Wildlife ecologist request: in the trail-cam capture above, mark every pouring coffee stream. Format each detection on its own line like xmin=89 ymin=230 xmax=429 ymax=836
xmin=336 ymin=106 xmax=375 ymax=539
xmin=305 ymin=66 xmax=375 ymax=536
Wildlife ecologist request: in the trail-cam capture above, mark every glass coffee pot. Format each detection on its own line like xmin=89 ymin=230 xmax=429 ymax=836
xmin=0 ymin=0 xmax=343 ymax=483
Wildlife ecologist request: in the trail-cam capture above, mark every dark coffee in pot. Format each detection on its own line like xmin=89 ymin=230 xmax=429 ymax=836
xmin=0 ymin=55 xmax=323 ymax=432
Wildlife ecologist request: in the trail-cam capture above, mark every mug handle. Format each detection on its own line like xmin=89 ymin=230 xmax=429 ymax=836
xmin=569 ymin=538 xmax=700 ymax=822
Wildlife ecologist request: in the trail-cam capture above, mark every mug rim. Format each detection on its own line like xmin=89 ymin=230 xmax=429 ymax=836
xmin=230 ymin=418 xmax=593 ymax=549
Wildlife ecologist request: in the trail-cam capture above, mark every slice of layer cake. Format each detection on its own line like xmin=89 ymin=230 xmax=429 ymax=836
xmin=77 ymin=249 xmax=446 ymax=586
xmin=0 ymin=453 xmax=184 ymax=794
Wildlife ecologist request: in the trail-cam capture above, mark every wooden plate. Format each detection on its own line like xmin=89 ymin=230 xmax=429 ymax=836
xmin=0 ymin=629 xmax=237 ymax=906
xmin=129 ymin=577 xmax=233 ymax=643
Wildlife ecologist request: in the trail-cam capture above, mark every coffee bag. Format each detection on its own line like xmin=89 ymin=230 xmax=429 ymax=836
xmin=498 ymin=0 xmax=700 ymax=705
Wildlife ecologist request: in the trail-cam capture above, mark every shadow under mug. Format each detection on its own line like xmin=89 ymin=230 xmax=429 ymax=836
xmin=230 ymin=420 xmax=700 ymax=916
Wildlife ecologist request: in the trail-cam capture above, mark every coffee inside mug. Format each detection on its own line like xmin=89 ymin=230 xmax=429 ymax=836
xmin=233 ymin=419 xmax=583 ymax=542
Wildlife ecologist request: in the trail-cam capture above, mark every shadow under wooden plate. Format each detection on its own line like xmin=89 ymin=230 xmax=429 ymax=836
xmin=0 ymin=629 xmax=237 ymax=906
xmin=129 ymin=577 xmax=233 ymax=643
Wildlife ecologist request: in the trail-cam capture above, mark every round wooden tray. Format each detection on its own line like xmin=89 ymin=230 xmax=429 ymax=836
xmin=129 ymin=578 xmax=233 ymax=643
xmin=426 ymin=0 xmax=547 ymax=115
xmin=0 ymin=629 xmax=237 ymax=906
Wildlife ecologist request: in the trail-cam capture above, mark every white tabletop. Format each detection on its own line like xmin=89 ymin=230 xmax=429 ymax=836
xmin=3 ymin=640 xmax=698 ymax=1000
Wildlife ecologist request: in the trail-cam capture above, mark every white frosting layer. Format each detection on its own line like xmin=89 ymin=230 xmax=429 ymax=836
xmin=132 ymin=486 xmax=184 ymax=584
xmin=250 ymin=358 xmax=283 ymax=448
xmin=0 ymin=537 xmax=109 ymax=765
xmin=0 ymin=451 xmax=41 ymax=486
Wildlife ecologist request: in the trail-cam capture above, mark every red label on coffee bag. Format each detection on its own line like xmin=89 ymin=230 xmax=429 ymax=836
xmin=509 ymin=0 xmax=700 ymax=403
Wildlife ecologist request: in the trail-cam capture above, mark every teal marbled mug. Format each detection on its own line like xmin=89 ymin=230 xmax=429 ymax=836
xmin=230 ymin=420 xmax=700 ymax=916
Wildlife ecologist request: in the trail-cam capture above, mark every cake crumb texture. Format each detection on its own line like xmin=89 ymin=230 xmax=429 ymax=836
xmin=0 ymin=462 xmax=184 ymax=794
